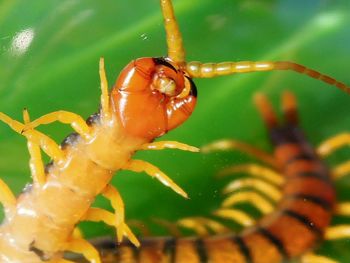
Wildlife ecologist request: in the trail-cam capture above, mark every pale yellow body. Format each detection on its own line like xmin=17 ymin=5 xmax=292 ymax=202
xmin=0 ymin=116 xmax=146 ymax=262
xmin=0 ymin=57 xmax=195 ymax=262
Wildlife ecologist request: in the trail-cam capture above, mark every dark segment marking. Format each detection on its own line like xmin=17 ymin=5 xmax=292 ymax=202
xmin=257 ymin=227 xmax=288 ymax=259
xmin=185 ymin=76 xmax=198 ymax=97
xmin=92 ymin=238 xmax=117 ymax=249
xmin=44 ymin=161 xmax=54 ymax=174
xmin=29 ymin=241 xmax=50 ymax=261
xmin=284 ymin=153 xmax=315 ymax=165
xmin=60 ymin=132 xmax=80 ymax=150
xmin=269 ymin=125 xmax=305 ymax=145
xmin=195 ymin=238 xmax=208 ymax=263
xmin=115 ymin=244 xmax=139 ymax=262
xmin=153 ymin=57 xmax=177 ymax=72
xmin=231 ymin=236 xmax=252 ymax=263
xmin=163 ymin=237 xmax=176 ymax=263
xmin=287 ymin=194 xmax=332 ymax=211
xmin=89 ymin=238 xmax=139 ymax=262
xmin=289 ymin=171 xmax=332 ymax=184
xmin=131 ymin=244 xmax=140 ymax=262
xmin=282 ymin=210 xmax=322 ymax=237
xmin=86 ymin=112 xmax=101 ymax=126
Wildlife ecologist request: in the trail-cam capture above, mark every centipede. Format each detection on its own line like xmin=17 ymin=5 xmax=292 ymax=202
xmin=0 ymin=0 xmax=349 ymax=262
xmin=86 ymin=92 xmax=350 ymax=263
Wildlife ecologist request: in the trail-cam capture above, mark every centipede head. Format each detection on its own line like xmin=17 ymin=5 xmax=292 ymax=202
xmin=110 ymin=0 xmax=199 ymax=140
xmin=111 ymin=57 xmax=197 ymax=140
xmin=112 ymin=0 xmax=348 ymax=140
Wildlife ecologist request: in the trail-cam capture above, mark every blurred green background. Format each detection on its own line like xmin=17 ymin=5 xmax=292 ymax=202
xmin=1 ymin=0 xmax=350 ymax=261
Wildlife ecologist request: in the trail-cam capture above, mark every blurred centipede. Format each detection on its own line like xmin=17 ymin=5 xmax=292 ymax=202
xmin=90 ymin=92 xmax=350 ymax=263
xmin=0 ymin=0 xmax=349 ymax=262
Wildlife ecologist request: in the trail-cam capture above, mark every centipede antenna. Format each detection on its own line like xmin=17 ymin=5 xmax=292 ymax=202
xmin=282 ymin=91 xmax=298 ymax=125
xmin=254 ymin=93 xmax=278 ymax=129
xmin=185 ymin=61 xmax=350 ymax=94
xmin=160 ymin=0 xmax=185 ymax=64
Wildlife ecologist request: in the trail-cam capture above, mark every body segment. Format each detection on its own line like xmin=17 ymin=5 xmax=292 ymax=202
xmin=88 ymin=93 xmax=337 ymax=263
xmin=0 ymin=0 xmax=349 ymax=262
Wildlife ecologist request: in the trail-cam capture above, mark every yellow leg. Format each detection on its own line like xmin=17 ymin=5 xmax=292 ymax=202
xmin=222 ymin=191 xmax=274 ymax=214
xmin=198 ymin=218 xmax=228 ymax=234
xmin=177 ymin=217 xmax=228 ymax=236
xmin=23 ymin=111 xmax=92 ymax=140
xmin=218 ymin=163 xmax=284 ymax=186
xmin=123 ymin=159 xmax=188 ymax=198
xmin=99 ymin=57 xmax=111 ymax=121
xmin=177 ymin=218 xmax=208 ymax=236
xmin=201 ymin=139 xmax=277 ymax=168
xmin=325 ymin=225 xmax=350 ymax=240
xmin=0 ymin=112 xmax=24 ymax=133
xmin=213 ymin=208 xmax=255 ymax=227
xmin=335 ymin=202 xmax=350 ymax=216
xmin=24 ymin=129 xmax=64 ymax=163
xmin=64 ymin=238 xmax=101 ymax=263
xmin=0 ymin=179 xmax=16 ymax=212
xmin=301 ymin=252 xmax=338 ymax=263
xmin=101 ymin=184 xmax=127 ymax=243
xmin=223 ymin=178 xmax=282 ymax=202
xmin=332 ymin=160 xmax=350 ymax=180
xmin=317 ymin=133 xmax=350 ymax=157
xmin=23 ymin=109 xmax=46 ymax=186
xmin=0 ymin=112 xmax=64 ymax=163
xmin=72 ymin=227 xmax=83 ymax=239
xmin=82 ymin=207 xmax=139 ymax=247
xmin=141 ymin=141 xmax=199 ymax=152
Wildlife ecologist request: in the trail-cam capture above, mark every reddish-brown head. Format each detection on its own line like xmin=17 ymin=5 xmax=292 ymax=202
xmin=111 ymin=57 xmax=197 ymax=140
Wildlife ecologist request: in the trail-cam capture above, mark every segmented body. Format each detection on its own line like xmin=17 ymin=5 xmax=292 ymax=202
xmin=1 ymin=0 xmax=349 ymax=262
xmin=84 ymin=93 xmax=337 ymax=263
xmin=0 ymin=55 xmax=197 ymax=262
xmin=0 ymin=115 xmax=142 ymax=261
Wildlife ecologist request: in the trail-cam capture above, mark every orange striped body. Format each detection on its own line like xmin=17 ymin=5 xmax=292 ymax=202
xmin=84 ymin=95 xmax=336 ymax=263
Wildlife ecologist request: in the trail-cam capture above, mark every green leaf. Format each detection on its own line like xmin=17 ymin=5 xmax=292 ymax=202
xmin=0 ymin=0 xmax=350 ymax=261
